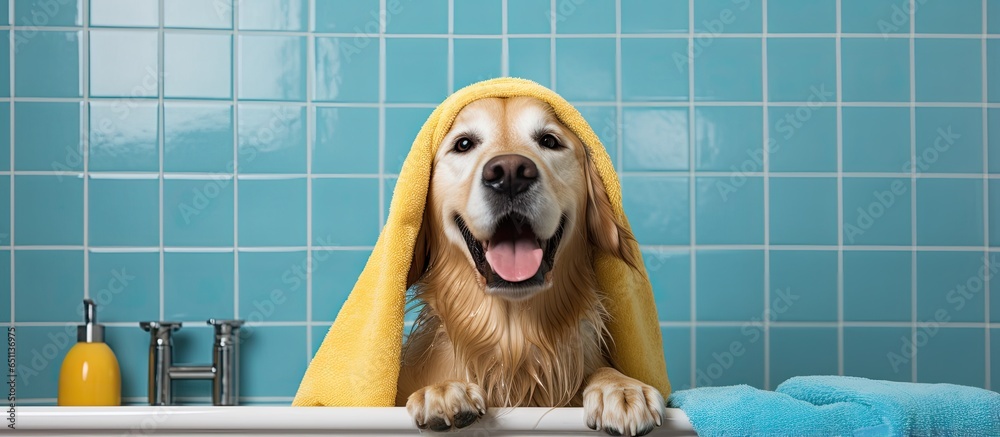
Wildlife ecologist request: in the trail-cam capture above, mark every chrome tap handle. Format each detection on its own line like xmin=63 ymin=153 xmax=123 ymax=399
xmin=207 ymin=319 xmax=244 ymax=406
xmin=139 ymin=321 xmax=183 ymax=406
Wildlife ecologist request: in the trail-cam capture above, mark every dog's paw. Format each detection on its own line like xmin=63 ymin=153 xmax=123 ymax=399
xmin=583 ymin=368 xmax=666 ymax=437
xmin=405 ymin=381 xmax=487 ymax=432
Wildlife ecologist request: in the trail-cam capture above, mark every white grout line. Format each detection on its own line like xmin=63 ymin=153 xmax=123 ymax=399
xmin=835 ymin=0 xmax=845 ymax=378
xmin=447 ymin=0 xmax=454 ymax=93
xmin=762 ymin=0 xmax=770 ymax=390
xmin=983 ymin=0 xmax=991 ymax=392
xmin=614 ymin=0 xmax=622 ymax=175
xmin=305 ymin=0 xmax=316 ymax=362
xmin=549 ymin=0 xmax=556 ymax=89
xmin=81 ymin=0 xmax=90 ymax=303
xmin=158 ymin=0 xmax=165 ymax=321
xmin=7 ymin=0 xmax=13 ymax=325
xmin=687 ymin=0 xmax=696 ymax=390
xmin=909 ymin=0 xmax=919 ymax=383
xmin=378 ymin=0 xmax=387 ymax=231
xmin=232 ymin=0 xmax=241 ymax=321
xmin=501 ymin=0 xmax=508 ymax=77
xmin=5 ymin=170 xmax=1000 ymax=179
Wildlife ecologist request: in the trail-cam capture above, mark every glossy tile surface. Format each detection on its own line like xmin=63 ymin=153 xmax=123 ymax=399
xmin=7 ymin=0 xmax=998 ymax=404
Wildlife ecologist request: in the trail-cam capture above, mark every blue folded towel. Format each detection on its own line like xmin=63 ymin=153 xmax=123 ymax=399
xmin=668 ymin=376 xmax=1000 ymax=437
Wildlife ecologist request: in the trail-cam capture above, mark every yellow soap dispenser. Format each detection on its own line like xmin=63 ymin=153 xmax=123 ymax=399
xmin=57 ymin=299 xmax=121 ymax=406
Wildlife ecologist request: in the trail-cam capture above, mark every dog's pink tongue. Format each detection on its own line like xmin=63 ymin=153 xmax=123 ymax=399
xmin=485 ymin=236 xmax=543 ymax=282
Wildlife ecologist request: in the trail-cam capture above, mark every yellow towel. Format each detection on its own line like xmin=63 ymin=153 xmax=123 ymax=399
xmin=293 ymin=77 xmax=670 ymax=407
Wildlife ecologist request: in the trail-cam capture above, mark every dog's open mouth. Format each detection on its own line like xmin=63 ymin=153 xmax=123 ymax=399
xmin=455 ymin=213 xmax=565 ymax=296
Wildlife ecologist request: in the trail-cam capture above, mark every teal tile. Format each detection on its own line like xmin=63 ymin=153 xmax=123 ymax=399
xmin=89 ymin=178 xmax=159 ymax=247
xmin=0 ymin=178 xmax=7 ymax=245
xmin=915 ymin=39 xmax=982 ymax=103
xmin=89 ymin=252 xmax=159 ymax=324
xmin=239 ymin=35 xmax=306 ymax=101
xmin=991 ymin=0 xmax=1000 ymax=34
xmin=643 ymin=249 xmax=690 ymax=322
xmin=991 ymin=41 xmax=1000 ymax=103
xmin=696 ymin=176 xmax=764 ymax=245
xmin=240 ymin=326 xmax=307 ymax=397
xmin=662 ymin=327 xmax=691 ymax=390
xmin=507 ymin=0 xmax=550 ymax=34
xmin=14 ymin=31 xmax=81 ymax=97
xmin=695 ymin=326 xmax=765 ymax=388
xmin=0 ymin=0 xmax=7 ymax=24
xmin=693 ymin=0 xmax=762 ymax=33
xmin=15 ymin=326 xmax=76 ymax=400
xmin=916 ymin=179 xmax=984 ymax=246
xmin=555 ymin=0 xmax=614 ymax=34
xmin=556 ymin=38 xmax=615 ymax=101
xmin=576 ymin=106 xmax=617 ymax=166
xmin=88 ymin=30 xmax=160 ymax=98
xmin=314 ymin=0 xmax=378 ymax=32
xmin=312 ymin=178 xmax=379 ymax=246
xmin=15 ymin=250 xmax=82 ymax=322
xmin=314 ymin=36 xmax=379 ymax=103
xmin=14 ymin=102 xmax=82 ymax=172
xmin=621 ymin=0 xmax=687 ymax=33
xmin=767 ymin=38 xmax=836 ymax=102
xmin=991 ymin=109 xmax=1000 ymax=173
xmin=383 ymin=177 xmax=396 ymax=224
xmin=386 ymin=0 xmax=446 ymax=33
xmin=622 ymin=107 xmax=689 ymax=171
xmin=769 ymin=251 xmax=837 ymax=322
xmin=238 ymin=105 xmax=306 ymax=174
xmin=621 ymin=176 xmax=689 ymax=245
xmin=0 ymin=32 xmax=7 ymax=96
xmin=994 ymin=330 xmax=1000 ymax=385
xmin=14 ymin=0 xmax=80 ymax=26
xmin=694 ymin=106 xmax=764 ymax=172
xmin=842 ymin=0 xmax=907 ymax=34
xmin=768 ymin=106 xmax=837 ymax=172
xmin=90 ymin=0 xmax=156 ymax=27
xmin=844 ymin=327 xmax=912 ymax=382
xmin=453 ymin=39 xmax=502 ymax=90
xmin=769 ymin=178 xmax=837 ymax=245
xmin=842 ymin=177 xmax=911 ymax=246
xmin=0 ymin=251 xmax=8 ymax=322
xmin=914 ymin=108 xmax=982 ymax=174
xmin=918 ymin=328 xmax=985 ymax=388
xmin=239 ymin=0 xmax=307 ymax=31
xmin=164 ymin=33 xmax=232 ymax=99
xmin=696 ymin=250 xmax=764 ymax=322
xmin=385 ymin=38 xmax=448 ymax=103
xmin=238 ymin=179 xmax=307 ymax=247
xmin=311 ymin=325 xmax=328 ymax=356
xmin=694 ymin=38 xmax=762 ymax=102
xmin=508 ymin=38 xmax=550 ymax=87
xmin=917 ymin=251 xmax=986 ymax=324
xmin=454 ymin=0 xmax=500 ymax=34
xmin=769 ymin=328 xmax=838 ymax=386
xmin=238 ymin=251 xmax=308 ymax=322
xmin=842 ymin=107 xmax=911 ymax=172
xmin=0 ymin=104 xmax=7 ymax=170
xmin=163 ymin=103 xmax=234 ymax=173
xmin=164 ymin=252 xmax=234 ymax=321
xmin=842 ymin=38 xmax=909 ymax=102
xmin=844 ymin=251 xmax=911 ymax=322
xmin=165 ymin=0 xmax=232 ymax=29
xmin=313 ymin=107 xmax=379 ymax=174
xmin=621 ymin=38 xmax=689 ymax=102
xmin=89 ymin=102 xmax=159 ymax=173
xmin=992 ymin=180 xmax=1000 ymax=247
xmin=311 ymin=249 xmax=370 ymax=321
xmin=163 ymin=178 xmax=234 ymax=247
xmin=385 ymin=107 xmax=433 ymax=173
xmin=767 ymin=0 xmax=835 ymax=33
xmin=915 ymin=0 xmax=982 ymax=34
xmin=15 ymin=175 xmax=82 ymax=245
xmin=104 ymin=327 xmax=151 ymax=399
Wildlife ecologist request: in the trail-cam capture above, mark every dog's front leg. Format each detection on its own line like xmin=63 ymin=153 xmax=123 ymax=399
xmin=405 ymin=381 xmax=487 ymax=432
xmin=583 ymin=367 xmax=666 ymax=437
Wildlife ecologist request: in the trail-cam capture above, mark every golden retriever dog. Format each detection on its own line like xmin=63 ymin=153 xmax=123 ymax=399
xmin=396 ymin=97 xmax=666 ymax=436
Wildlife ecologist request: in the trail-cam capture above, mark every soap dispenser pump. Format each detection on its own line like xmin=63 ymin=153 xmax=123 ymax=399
xmin=57 ymin=299 xmax=121 ymax=406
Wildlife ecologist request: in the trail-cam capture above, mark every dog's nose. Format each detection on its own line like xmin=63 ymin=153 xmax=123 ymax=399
xmin=482 ymin=154 xmax=538 ymax=197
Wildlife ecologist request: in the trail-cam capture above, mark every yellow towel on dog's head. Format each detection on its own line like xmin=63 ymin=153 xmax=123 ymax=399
xmin=293 ymin=78 xmax=669 ymax=407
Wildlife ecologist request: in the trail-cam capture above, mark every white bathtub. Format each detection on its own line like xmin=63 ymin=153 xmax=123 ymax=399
xmin=16 ymin=406 xmax=696 ymax=436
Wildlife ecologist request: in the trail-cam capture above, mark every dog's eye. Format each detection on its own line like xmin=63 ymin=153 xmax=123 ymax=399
xmin=453 ymin=137 xmax=475 ymax=153
xmin=539 ymin=134 xmax=561 ymax=150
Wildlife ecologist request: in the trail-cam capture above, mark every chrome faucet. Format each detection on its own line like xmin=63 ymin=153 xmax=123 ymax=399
xmin=139 ymin=319 xmax=245 ymax=406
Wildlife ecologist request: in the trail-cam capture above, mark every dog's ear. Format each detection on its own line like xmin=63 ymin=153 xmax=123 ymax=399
xmin=585 ymin=153 xmax=641 ymax=270
xmin=406 ymin=217 xmax=430 ymax=287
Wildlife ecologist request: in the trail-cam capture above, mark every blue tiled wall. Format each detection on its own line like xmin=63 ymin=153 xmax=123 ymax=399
xmin=5 ymin=0 xmax=1000 ymax=405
